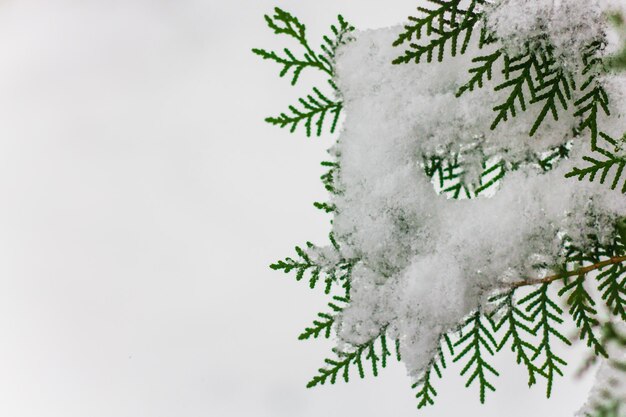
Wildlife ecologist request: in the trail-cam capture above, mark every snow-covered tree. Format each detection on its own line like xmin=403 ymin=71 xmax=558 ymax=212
xmin=254 ymin=2 xmax=626 ymax=415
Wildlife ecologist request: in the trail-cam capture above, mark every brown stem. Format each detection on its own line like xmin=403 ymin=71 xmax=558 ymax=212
xmin=511 ymin=255 xmax=626 ymax=289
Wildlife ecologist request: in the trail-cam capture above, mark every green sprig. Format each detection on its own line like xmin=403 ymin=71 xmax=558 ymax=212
xmin=453 ymin=312 xmax=499 ymax=403
xmin=306 ymin=332 xmax=395 ymax=388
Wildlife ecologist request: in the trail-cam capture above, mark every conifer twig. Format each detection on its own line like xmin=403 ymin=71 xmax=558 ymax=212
xmin=511 ymin=256 xmax=626 ymax=289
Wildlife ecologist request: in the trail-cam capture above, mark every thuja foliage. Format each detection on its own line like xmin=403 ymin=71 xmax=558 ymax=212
xmin=256 ymin=3 xmax=626 ymax=413
xmin=393 ymin=0 xmax=626 ymax=194
xmin=252 ymin=8 xmax=353 ymax=137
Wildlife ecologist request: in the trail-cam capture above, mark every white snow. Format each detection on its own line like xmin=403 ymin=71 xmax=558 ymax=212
xmin=485 ymin=0 xmax=605 ymax=63
xmin=324 ymin=2 xmax=626 ymax=381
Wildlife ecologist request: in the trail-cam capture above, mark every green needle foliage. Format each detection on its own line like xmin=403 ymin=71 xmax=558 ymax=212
xmin=597 ymin=264 xmax=626 ymax=320
xmin=401 ymin=9 xmax=608 ymax=144
xmin=566 ymin=133 xmax=626 ymax=192
xmin=256 ymin=6 xmax=405 ymax=392
xmin=413 ymin=364 xmax=439 ymax=409
xmin=253 ymin=8 xmax=333 ymax=82
xmin=575 ymin=84 xmax=611 ymax=150
xmin=519 ymin=283 xmax=570 ymax=397
xmin=298 ymin=296 xmax=348 ymax=340
xmin=456 ymin=50 xmax=502 ymax=97
xmin=392 ymin=0 xmax=493 ymax=64
xmin=259 ymin=5 xmax=626 ymax=413
xmin=490 ymin=51 xmax=538 ymax=130
xmin=393 ymin=2 xmax=626 ymax=197
xmin=253 ymin=7 xmax=354 ymax=137
xmin=564 ymin=234 xmax=626 ymax=321
xmin=306 ymin=332 xmax=396 ymax=388
xmin=575 ymin=42 xmax=611 ymax=149
xmin=453 ymin=312 xmax=499 ymax=403
xmin=413 ymin=334 xmax=454 ymax=409
xmin=270 ymin=239 xmax=354 ymax=294
xmin=491 ymin=290 xmax=543 ymax=387
xmin=488 ymin=47 xmax=573 ymax=136
xmin=265 ymin=85 xmax=343 ymax=137
xmin=559 ymin=276 xmax=607 ymax=357
xmin=393 ymin=0 xmax=626 ymax=196
xmin=270 ymin=242 xmax=324 ymax=289
xmin=528 ymin=61 xmax=572 ymax=136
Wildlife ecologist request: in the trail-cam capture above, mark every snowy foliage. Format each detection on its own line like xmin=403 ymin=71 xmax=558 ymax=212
xmin=257 ymin=1 xmax=626 ymax=412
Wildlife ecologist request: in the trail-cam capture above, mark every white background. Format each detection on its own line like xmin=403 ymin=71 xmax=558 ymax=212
xmin=0 ymin=1 xmax=596 ymax=416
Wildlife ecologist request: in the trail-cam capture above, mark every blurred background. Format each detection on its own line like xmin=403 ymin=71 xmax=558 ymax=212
xmin=0 ymin=1 xmax=597 ymax=416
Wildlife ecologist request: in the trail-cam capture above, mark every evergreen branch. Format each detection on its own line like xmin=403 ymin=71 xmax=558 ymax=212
xmin=252 ymin=48 xmax=327 ymax=85
xmin=558 ymin=275 xmax=608 ymax=357
xmin=453 ymin=312 xmax=499 ymax=403
xmin=566 ymin=134 xmax=626 ymax=192
xmin=490 ymin=291 xmax=543 ymax=387
xmin=519 ymin=284 xmax=569 ymax=397
xmin=412 ymin=333 xmax=454 ymax=409
xmin=575 ymin=41 xmax=610 ymax=149
xmin=319 ymin=15 xmax=355 ymax=71
xmin=511 ymin=256 xmax=626 ymax=289
xmin=298 ymin=296 xmax=347 ymax=340
xmin=306 ymin=332 xmax=395 ymax=388
xmin=393 ymin=0 xmax=465 ymax=47
xmin=529 ymin=66 xmax=572 ymax=136
xmin=254 ymin=9 xmax=354 ymax=85
xmin=392 ymin=0 xmax=488 ymax=64
xmin=574 ymin=84 xmax=610 ymax=150
xmin=265 ymin=87 xmax=342 ymax=137
xmin=413 ymin=365 xmax=438 ymax=408
xmin=270 ymin=241 xmax=355 ymax=294
xmin=567 ymin=234 xmax=626 ymax=266
xmin=490 ymin=52 xmax=537 ymax=130
xmin=463 ymin=44 xmax=573 ymax=136
xmin=299 ymin=312 xmax=334 ymax=340
xmin=270 ymin=242 xmax=322 ymax=288
xmin=596 ymin=263 xmax=626 ymax=321
xmin=560 ymin=235 xmax=626 ymax=322
xmin=263 ymin=7 xmax=307 ymax=43
xmin=456 ymin=50 xmax=502 ymax=97
xmin=253 ymin=7 xmax=332 ymax=82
